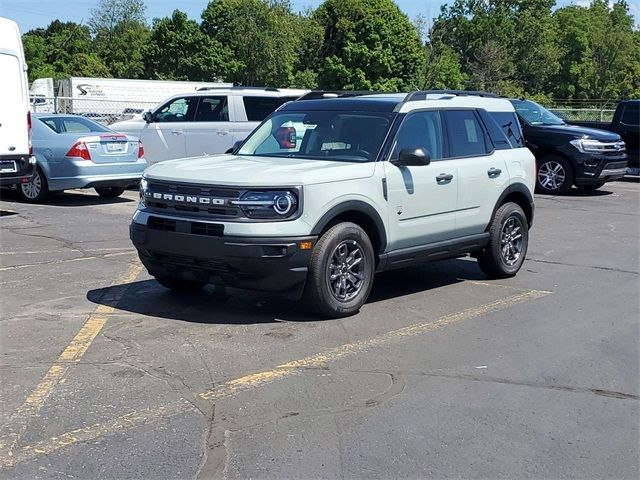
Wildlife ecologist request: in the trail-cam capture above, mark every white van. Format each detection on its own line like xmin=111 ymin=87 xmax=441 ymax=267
xmin=0 ymin=17 xmax=35 ymax=186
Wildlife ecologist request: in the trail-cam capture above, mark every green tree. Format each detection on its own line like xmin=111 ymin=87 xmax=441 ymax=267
xmin=144 ymin=10 xmax=232 ymax=81
xmin=89 ymin=0 xmax=150 ymax=78
xmin=553 ymin=0 xmax=640 ymax=99
xmin=313 ymin=0 xmax=424 ymax=91
xmin=22 ymin=21 xmax=110 ymax=81
xmin=201 ymin=0 xmax=301 ymax=86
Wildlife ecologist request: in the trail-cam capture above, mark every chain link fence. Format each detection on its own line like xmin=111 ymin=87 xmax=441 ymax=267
xmin=30 ymin=94 xmax=620 ymax=125
xmin=30 ymin=96 xmax=159 ymax=125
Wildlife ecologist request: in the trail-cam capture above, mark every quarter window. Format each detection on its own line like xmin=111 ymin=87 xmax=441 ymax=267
xmin=489 ymin=112 xmax=525 ymax=147
xmin=194 ymin=96 xmax=229 ymax=122
xmin=621 ymin=103 xmax=639 ymax=126
xmin=443 ymin=110 xmax=487 ymax=157
xmin=393 ymin=111 xmax=444 ymax=160
xmin=243 ymin=97 xmax=284 ymax=121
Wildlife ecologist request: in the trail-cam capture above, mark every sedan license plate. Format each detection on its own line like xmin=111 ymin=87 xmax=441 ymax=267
xmin=106 ymin=142 xmax=125 ymax=153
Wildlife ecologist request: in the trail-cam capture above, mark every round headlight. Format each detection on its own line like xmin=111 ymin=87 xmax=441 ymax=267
xmin=273 ymin=192 xmax=294 ymax=215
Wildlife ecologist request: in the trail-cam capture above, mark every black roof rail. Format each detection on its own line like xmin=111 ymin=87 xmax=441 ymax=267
xmin=195 ymin=86 xmax=280 ymax=92
xmin=404 ymin=90 xmax=500 ymax=101
xmin=296 ymin=90 xmax=378 ymax=101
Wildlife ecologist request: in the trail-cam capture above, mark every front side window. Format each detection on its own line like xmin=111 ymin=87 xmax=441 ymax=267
xmin=443 ymin=110 xmax=487 ymax=157
xmin=511 ymin=99 xmax=564 ymax=126
xmin=154 ymin=97 xmax=196 ymax=123
xmin=194 ymin=96 xmax=229 ymax=122
xmin=238 ymin=110 xmax=393 ymax=162
xmin=392 ymin=110 xmax=444 ymax=160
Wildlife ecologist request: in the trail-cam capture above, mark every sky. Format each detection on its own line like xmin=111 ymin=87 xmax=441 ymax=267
xmin=1 ymin=0 xmax=638 ymax=33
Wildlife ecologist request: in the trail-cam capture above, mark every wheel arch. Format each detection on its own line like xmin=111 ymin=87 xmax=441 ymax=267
xmin=490 ymin=183 xmax=535 ymax=228
xmin=310 ymin=201 xmax=388 ymax=259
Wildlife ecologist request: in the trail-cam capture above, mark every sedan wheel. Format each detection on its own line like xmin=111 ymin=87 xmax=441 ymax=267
xmin=18 ymin=168 xmax=50 ymax=203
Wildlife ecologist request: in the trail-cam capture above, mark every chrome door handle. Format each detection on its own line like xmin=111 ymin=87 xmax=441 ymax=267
xmin=217 ymin=130 xmax=230 ymax=136
xmin=171 ymin=130 xmax=183 ymax=135
xmin=487 ymin=167 xmax=502 ymax=178
xmin=436 ymin=173 xmax=454 ymax=183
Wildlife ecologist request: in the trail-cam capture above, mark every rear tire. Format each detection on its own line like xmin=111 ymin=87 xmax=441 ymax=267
xmin=154 ymin=275 xmax=206 ymax=292
xmin=576 ymin=182 xmax=605 ymax=191
xmin=303 ymin=222 xmax=375 ymax=318
xmin=95 ymin=186 xmax=126 ymax=198
xmin=536 ymin=155 xmax=573 ymax=195
xmin=477 ymin=202 xmax=529 ymax=279
xmin=18 ymin=166 xmax=50 ymax=203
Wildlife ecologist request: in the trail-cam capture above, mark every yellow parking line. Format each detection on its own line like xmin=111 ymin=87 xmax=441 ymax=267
xmin=0 ymin=261 xmax=143 ymax=467
xmin=2 ymin=288 xmax=551 ymax=467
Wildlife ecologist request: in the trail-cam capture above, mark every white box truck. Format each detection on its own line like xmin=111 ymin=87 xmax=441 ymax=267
xmin=0 ymin=17 xmax=35 ymax=186
xmin=30 ymin=77 xmax=233 ymax=120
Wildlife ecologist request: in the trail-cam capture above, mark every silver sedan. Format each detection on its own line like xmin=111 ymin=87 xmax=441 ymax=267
xmin=19 ymin=114 xmax=147 ymax=203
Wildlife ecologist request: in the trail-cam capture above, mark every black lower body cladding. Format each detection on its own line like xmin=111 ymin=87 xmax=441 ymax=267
xmin=130 ymin=222 xmax=316 ymax=299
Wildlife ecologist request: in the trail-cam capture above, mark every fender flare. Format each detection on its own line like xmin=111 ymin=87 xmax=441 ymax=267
xmin=492 ymin=183 xmax=535 ymax=227
xmin=310 ymin=200 xmax=388 ymax=253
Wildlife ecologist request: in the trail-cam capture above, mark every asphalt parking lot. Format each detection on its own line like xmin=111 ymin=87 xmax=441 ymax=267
xmin=0 ymin=181 xmax=638 ymax=479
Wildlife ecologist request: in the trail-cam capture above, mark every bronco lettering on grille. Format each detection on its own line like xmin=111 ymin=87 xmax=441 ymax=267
xmin=148 ymin=192 xmax=226 ymax=205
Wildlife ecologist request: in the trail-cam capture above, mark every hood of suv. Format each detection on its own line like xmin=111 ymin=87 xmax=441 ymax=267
xmin=527 ymin=123 xmax=621 ymax=141
xmin=144 ymin=154 xmax=376 ymax=186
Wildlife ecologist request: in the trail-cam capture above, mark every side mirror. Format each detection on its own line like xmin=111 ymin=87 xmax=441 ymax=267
xmin=225 ymin=141 xmax=243 ymax=154
xmin=392 ymin=147 xmax=431 ymax=167
xmin=142 ymin=111 xmax=154 ymax=123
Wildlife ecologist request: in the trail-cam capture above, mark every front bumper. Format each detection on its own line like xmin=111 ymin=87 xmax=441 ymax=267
xmin=130 ymin=219 xmax=316 ymax=299
xmin=573 ymin=153 xmax=628 ymax=185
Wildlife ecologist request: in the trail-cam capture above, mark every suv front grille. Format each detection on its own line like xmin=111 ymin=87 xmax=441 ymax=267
xmin=145 ymin=180 xmax=242 ymax=219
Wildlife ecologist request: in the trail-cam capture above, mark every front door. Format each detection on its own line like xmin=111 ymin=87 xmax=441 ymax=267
xmin=144 ymin=96 xmax=196 ymax=164
xmin=384 ymin=110 xmax=459 ymax=251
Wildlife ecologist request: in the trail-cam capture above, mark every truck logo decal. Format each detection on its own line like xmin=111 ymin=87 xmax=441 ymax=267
xmin=146 ymin=192 xmax=225 ymax=205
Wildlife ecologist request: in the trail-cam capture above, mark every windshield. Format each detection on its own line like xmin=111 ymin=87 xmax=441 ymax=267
xmin=511 ymin=100 xmax=565 ymax=126
xmin=38 ymin=116 xmax=111 ymax=134
xmin=237 ymin=111 xmax=393 ymax=162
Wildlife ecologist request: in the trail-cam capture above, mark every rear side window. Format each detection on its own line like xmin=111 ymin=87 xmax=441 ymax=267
xmin=194 ymin=96 xmax=229 ymax=122
xmin=489 ymin=112 xmax=525 ymax=147
xmin=443 ymin=110 xmax=487 ymax=157
xmin=621 ymin=103 xmax=639 ymax=126
xmin=243 ymin=97 xmax=284 ymax=121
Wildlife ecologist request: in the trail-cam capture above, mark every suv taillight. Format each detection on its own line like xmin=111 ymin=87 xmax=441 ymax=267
xmin=66 ymin=141 xmax=92 ymax=161
xmin=27 ymin=111 xmax=33 ymax=155
xmin=138 ymin=140 xmax=144 ymax=159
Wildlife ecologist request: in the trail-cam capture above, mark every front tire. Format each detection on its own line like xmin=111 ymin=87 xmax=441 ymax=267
xmin=303 ymin=222 xmax=375 ymax=318
xmin=536 ymin=155 xmax=574 ymax=195
xmin=154 ymin=275 xmax=206 ymax=292
xmin=18 ymin=167 xmax=50 ymax=203
xmin=95 ymin=186 xmax=126 ymax=198
xmin=477 ymin=202 xmax=529 ymax=279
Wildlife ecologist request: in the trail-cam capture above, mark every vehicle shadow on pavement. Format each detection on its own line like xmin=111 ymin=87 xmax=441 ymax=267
xmin=0 ymin=188 xmax=134 ymax=206
xmin=565 ymin=188 xmax=613 ymax=197
xmin=87 ymin=258 xmax=486 ymax=324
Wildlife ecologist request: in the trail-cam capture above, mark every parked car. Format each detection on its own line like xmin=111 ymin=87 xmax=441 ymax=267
xmin=18 ymin=114 xmax=147 ymax=203
xmin=567 ymin=100 xmax=639 ymax=176
xmin=510 ymin=99 xmax=627 ymax=194
xmin=131 ymin=90 xmax=535 ymax=318
xmin=111 ymin=87 xmax=308 ymax=165
xmin=0 ymin=17 xmax=35 ymax=187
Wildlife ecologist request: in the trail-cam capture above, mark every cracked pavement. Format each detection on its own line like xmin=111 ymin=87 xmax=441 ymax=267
xmin=0 ymin=182 xmax=638 ymax=479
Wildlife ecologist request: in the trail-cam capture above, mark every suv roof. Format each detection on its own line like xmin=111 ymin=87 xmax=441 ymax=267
xmin=282 ymin=90 xmax=515 ymax=113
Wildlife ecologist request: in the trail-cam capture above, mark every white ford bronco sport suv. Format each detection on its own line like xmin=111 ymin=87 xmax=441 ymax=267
xmin=130 ymin=90 xmax=535 ymax=317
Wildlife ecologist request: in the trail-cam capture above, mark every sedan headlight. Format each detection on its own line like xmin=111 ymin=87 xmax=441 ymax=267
xmin=232 ymin=190 xmax=299 ymax=219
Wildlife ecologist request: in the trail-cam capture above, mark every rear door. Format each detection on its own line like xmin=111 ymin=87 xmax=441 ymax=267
xmin=0 ymin=52 xmax=29 ymax=161
xmin=443 ymin=109 xmax=509 ymax=236
xmin=184 ymin=95 xmax=232 ymax=157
